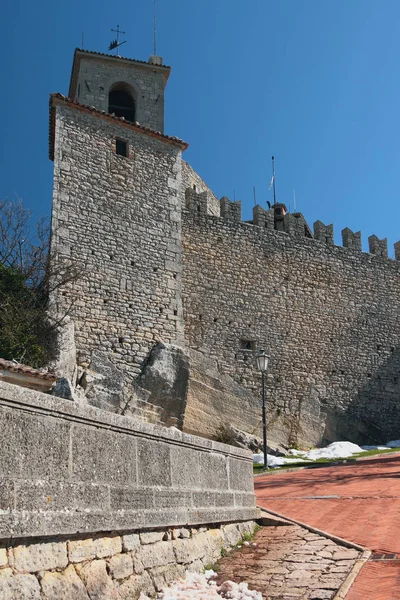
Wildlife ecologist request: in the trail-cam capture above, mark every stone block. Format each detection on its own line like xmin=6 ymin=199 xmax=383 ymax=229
xmin=139 ymin=531 xmax=165 ymax=544
xmin=41 ymin=565 xmax=89 ymax=599
xmin=235 ymin=493 xmax=256 ymax=507
xmin=149 ymin=563 xmax=186 ymax=591
xmin=0 ymin=548 xmax=8 ymax=567
xmin=0 ymin=480 xmax=14 ymax=510
xmin=52 ymin=378 xmax=75 ymax=401
xmin=198 ymin=452 xmax=228 ymax=490
xmin=15 ymin=481 xmax=109 ymax=512
xmin=140 ymin=541 xmax=175 ymax=569
xmin=122 ymin=533 xmax=140 ymax=552
xmin=170 ymin=446 xmax=200 ymax=489
xmin=83 ymin=351 xmax=125 ymax=412
xmin=137 ymin=439 xmax=171 ymax=487
xmin=0 ymin=569 xmax=41 ymax=600
xmin=154 ymin=490 xmax=192 ymax=509
xmin=192 ymin=491 xmax=215 ymax=508
xmin=0 ymin=408 xmax=70 ymax=480
xmin=79 ymin=559 xmax=120 ymax=599
xmin=13 ymin=541 xmax=68 ymax=573
xmin=173 ymin=533 xmax=210 ymax=564
xmin=94 ymin=536 xmax=122 ymax=558
xmin=215 ymin=492 xmax=235 ymax=507
xmin=221 ymin=523 xmax=242 ymax=546
xmin=228 ymin=457 xmax=254 ymax=491
xmin=68 ymin=538 xmax=96 ymax=563
xmin=71 ymin=425 xmax=137 ymax=486
xmin=108 ymin=553 xmax=133 ymax=579
xmin=110 ymin=488 xmax=154 ymax=510
xmin=118 ymin=571 xmax=155 ymax=600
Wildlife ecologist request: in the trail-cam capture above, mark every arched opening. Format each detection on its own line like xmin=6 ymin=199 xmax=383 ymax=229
xmin=108 ymin=84 xmax=136 ymax=122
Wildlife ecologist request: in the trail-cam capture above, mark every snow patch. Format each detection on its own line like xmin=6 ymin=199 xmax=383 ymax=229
xmin=139 ymin=570 xmax=262 ymax=600
xmin=386 ymin=440 xmax=400 ymax=448
xmin=253 ymin=453 xmax=308 ymax=467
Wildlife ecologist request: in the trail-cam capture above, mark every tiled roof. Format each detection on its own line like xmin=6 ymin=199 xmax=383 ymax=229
xmin=49 ymin=93 xmax=189 ymax=160
xmin=0 ymin=358 xmax=56 ymax=381
xmin=73 ymin=48 xmax=171 ymax=70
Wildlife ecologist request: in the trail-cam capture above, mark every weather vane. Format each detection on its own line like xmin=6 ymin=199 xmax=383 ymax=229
xmin=109 ymin=25 xmax=127 ymax=56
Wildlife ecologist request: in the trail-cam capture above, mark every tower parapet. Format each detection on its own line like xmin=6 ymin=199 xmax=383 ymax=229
xmin=368 ymin=235 xmax=388 ymax=258
xmin=253 ymin=205 xmax=274 ymax=230
xmin=284 ymin=213 xmax=306 ymax=237
xmin=342 ymin=228 xmax=362 ymax=251
xmin=394 ymin=241 xmax=400 ymax=261
xmin=314 ymin=221 xmax=334 ymax=245
xmin=220 ymin=197 xmax=242 ymax=223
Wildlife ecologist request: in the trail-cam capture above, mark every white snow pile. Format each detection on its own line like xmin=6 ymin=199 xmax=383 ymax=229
xmin=253 ymin=454 xmax=307 ymax=468
xmin=299 ymin=441 xmax=363 ymax=461
xmin=386 ymin=439 xmax=400 ymax=448
xmin=253 ymin=439 xmax=400 ymax=467
xmin=139 ymin=570 xmax=262 ymax=600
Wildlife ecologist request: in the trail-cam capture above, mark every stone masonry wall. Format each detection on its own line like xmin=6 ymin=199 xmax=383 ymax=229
xmin=72 ymin=54 xmax=167 ymax=132
xmin=0 ymin=381 xmax=258 ymax=541
xmin=182 ymin=204 xmax=400 ymax=446
xmin=0 ymin=521 xmax=257 ymax=600
xmin=182 ymin=161 xmax=220 ymax=216
xmin=50 ymin=104 xmax=184 ymax=385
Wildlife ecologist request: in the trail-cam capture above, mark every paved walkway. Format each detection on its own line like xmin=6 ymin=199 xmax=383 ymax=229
xmin=215 ymin=521 xmax=360 ymax=599
xmin=255 ymin=454 xmax=400 ymax=599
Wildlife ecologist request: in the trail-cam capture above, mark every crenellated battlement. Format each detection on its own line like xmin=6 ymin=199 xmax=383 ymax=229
xmin=184 ymin=187 xmax=400 ymax=261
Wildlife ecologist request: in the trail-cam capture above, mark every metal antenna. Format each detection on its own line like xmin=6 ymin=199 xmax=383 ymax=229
xmin=81 ymin=32 xmax=84 ymax=49
xmin=154 ymin=0 xmax=157 ymax=55
xmin=253 ymin=186 xmax=257 ymax=207
xmin=109 ymin=25 xmax=127 ymax=56
xmin=293 ymin=188 xmax=296 ymax=212
xmin=271 ymin=156 xmax=277 ymax=206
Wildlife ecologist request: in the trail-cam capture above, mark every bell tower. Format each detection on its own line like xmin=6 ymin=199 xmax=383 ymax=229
xmin=68 ymin=49 xmax=170 ymax=132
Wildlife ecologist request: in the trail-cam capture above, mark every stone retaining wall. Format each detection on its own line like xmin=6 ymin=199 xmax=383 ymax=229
xmin=0 ymin=381 xmax=258 ymax=541
xmin=0 ymin=521 xmax=258 ymax=599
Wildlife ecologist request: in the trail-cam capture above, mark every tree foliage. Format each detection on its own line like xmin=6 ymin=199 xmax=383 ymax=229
xmin=0 ymin=198 xmax=80 ymax=367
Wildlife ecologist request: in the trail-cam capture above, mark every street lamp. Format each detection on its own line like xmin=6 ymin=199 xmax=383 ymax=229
xmin=256 ymin=349 xmax=269 ymax=469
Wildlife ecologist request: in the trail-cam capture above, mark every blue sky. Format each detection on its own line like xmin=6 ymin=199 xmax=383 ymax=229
xmin=2 ymin=0 xmax=400 ymax=254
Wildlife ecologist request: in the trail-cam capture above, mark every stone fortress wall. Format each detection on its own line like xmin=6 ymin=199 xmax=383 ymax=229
xmin=49 ymin=48 xmax=400 ymax=447
xmin=182 ymin=189 xmax=400 ymax=445
xmin=0 ymin=381 xmax=258 ymax=599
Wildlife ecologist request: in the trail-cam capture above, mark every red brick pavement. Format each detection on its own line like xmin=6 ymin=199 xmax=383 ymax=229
xmin=255 ymin=455 xmax=400 ymax=599
xmin=345 ymin=562 xmax=400 ymax=600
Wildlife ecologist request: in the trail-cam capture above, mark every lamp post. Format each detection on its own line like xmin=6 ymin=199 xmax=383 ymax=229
xmin=256 ymin=349 xmax=269 ymax=470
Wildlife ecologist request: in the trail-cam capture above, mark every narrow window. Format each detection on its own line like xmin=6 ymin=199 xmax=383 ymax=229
xmin=115 ymin=138 xmax=128 ymax=157
xmin=239 ymin=339 xmax=256 ymax=351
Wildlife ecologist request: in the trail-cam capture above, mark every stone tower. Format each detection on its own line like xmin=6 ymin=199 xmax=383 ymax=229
xmin=49 ymin=49 xmax=188 ymax=409
xmin=68 ymin=49 xmax=170 ymax=132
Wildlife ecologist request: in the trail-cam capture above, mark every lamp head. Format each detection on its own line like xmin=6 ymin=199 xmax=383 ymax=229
xmin=256 ymin=349 xmax=269 ymax=372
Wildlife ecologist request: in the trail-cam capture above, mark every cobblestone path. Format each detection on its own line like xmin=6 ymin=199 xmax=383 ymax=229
xmin=215 ymin=521 xmax=361 ymax=599
xmin=255 ymin=454 xmax=400 ymax=599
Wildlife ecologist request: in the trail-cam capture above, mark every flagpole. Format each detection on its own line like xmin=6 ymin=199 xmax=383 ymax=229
xmin=272 ymin=156 xmax=277 ymax=206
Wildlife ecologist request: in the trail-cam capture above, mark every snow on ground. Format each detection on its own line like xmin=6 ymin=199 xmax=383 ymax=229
xmin=299 ymin=441 xmax=363 ymax=460
xmin=139 ymin=571 xmax=262 ymax=600
xmin=387 ymin=439 xmax=400 ymax=448
xmin=253 ymin=439 xmax=400 ymax=467
xmin=253 ymin=454 xmax=307 ymax=468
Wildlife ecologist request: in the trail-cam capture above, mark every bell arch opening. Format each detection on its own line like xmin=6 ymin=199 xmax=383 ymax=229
xmin=108 ymin=84 xmax=136 ymax=122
